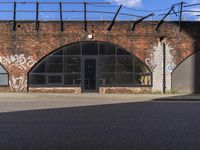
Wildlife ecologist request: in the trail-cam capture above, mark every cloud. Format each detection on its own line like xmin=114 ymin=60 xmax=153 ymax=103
xmin=111 ymin=0 xmax=142 ymax=7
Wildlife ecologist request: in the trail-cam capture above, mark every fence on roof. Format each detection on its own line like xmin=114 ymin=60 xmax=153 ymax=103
xmin=0 ymin=1 xmax=199 ymax=32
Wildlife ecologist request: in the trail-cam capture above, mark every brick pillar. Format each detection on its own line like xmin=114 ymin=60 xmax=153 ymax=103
xmin=0 ymin=54 xmax=37 ymax=92
xmin=145 ymin=38 xmax=175 ymax=93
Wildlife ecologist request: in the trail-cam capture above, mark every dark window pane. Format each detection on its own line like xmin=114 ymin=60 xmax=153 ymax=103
xmin=46 ymin=56 xmax=63 ymax=73
xmin=117 ymin=56 xmax=133 ymax=72
xmin=64 ymin=74 xmax=81 ymax=85
xmin=100 ymin=65 xmax=115 ymax=72
xmin=0 ymin=74 xmax=8 ymax=85
xmin=117 ymin=73 xmax=133 ymax=85
xmin=65 ymin=56 xmax=81 ymax=73
xmin=99 ymin=73 xmax=115 ymax=86
xmin=0 ymin=66 xmax=6 ymax=74
xmin=0 ymin=66 xmax=8 ymax=86
xmin=100 ymin=56 xmax=115 ymax=64
xmin=134 ymin=74 xmax=151 ymax=86
xmin=32 ymin=61 xmax=45 ymax=73
xmin=48 ymin=75 xmax=63 ymax=84
xmin=117 ymin=56 xmax=133 ymax=65
xmin=99 ymin=43 xmax=116 ymax=55
xmin=52 ymin=50 xmax=63 ymax=56
xmin=134 ymin=59 xmax=149 ymax=73
xmin=117 ymin=48 xmax=131 ymax=55
xmin=64 ymin=43 xmax=81 ymax=55
xmin=82 ymin=42 xmax=98 ymax=55
xmin=117 ymin=65 xmax=133 ymax=72
xmin=29 ymin=74 xmax=46 ymax=85
xmin=99 ymin=56 xmax=115 ymax=72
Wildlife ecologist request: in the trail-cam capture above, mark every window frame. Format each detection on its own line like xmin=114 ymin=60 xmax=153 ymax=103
xmin=28 ymin=42 xmax=153 ymax=88
xmin=0 ymin=65 xmax=9 ymax=87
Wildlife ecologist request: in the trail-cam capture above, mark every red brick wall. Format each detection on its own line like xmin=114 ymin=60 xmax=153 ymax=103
xmin=0 ymin=21 xmax=197 ymax=93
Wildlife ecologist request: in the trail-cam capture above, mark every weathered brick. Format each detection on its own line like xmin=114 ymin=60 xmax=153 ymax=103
xmin=0 ymin=21 xmax=196 ymax=93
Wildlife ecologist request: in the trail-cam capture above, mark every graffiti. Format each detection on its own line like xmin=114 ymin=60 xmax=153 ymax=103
xmin=145 ymin=53 xmax=156 ymax=71
xmin=166 ymin=64 xmax=176 ymax=72
xmin=0 ymin=54 xmax=37 ymax=92
xmin=145 ymin=41 xmax=176 ymax=73
xmin=145 ymin=58 xmax=151 ymax=67
xmin=145 ymin=40 xmax=176 ymax=91
xmin=0 ymin=54 xmax=36 ymax=70
xmin=165 ymin=44 xmax=176 ymax=72
xmin=9 ymin=75 xmax=27 ymax=92
xmin=145 ymin=43 xmax=163 ymax=73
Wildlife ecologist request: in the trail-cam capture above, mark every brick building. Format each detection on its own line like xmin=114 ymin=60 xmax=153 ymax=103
xmin=0 ymin=21 xmax=198 ymax=93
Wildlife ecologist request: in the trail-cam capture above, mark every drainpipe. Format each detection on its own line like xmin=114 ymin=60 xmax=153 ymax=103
xmin=160 ymin=37 xmax=166 ymax=93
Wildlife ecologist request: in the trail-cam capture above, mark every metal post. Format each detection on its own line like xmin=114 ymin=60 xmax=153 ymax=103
xmin=84 ymin=2 xmax=87 ymax=32
xmin=163 ymin=41 xmax=166 ymax=93
xmin=107 ymin=4 xmax=122 ymax=31
xmin=155 ymin=6 xmax=174 ymax=31
xmin=60 ymin=1 xmax=63 ymax=31
xmin=131 ymin=13 xmax=154 ymax=31
xmin=13 ymin=1 xmax=16 ymax=31
xmin=36 ymin=1 xmax=39 ymax=31
xmin=179 ymin=1 xmax=184 ymax=32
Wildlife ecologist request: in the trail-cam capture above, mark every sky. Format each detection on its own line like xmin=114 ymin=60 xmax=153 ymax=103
xmin=0 ymin=0 xmax=199 ymax=21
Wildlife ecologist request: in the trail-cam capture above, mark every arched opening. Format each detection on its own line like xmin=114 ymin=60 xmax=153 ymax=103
xmin=29 ymin=42 xmax=152 ymax=92
xmin=0 ymin=64 xmax=9 ymax=86
xmin=172 ymin=50 xmax=200 ymax=93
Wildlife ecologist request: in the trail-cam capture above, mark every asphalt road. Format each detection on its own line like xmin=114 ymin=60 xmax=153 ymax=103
xmin=0 ymin=94 xmax=200 ymax=150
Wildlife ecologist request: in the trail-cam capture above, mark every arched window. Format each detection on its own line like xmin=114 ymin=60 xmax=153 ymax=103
xmin=0 ymin=65 xmax=8 ymax=86
xmin=29 ymin=42 xmax=152 ymax=90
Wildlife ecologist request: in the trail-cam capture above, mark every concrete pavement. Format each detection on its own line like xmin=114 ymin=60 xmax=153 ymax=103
xmin=0 ymin=93 xmax=198 ymax=113
xmin=0 ymin=93 xmax=199 ymax=149
xmin=0 ymin=93 xmax=199 ymax=101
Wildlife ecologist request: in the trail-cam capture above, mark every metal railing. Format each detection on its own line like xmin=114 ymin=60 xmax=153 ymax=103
xmin=0 ymin=1 xmax=199 ymax=32
xmin=0 ymin=1 xmax=142 ymax=20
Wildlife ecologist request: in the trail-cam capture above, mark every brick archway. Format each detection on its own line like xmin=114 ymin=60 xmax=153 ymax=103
xmin=28 ymin=41 xmax=152 ymax=93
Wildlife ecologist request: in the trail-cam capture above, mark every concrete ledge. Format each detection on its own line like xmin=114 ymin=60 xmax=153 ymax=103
xmin=99 ymin=87 xmax=152 ymax=94
xmin=29 ymin=87 xmax=81 ymax=94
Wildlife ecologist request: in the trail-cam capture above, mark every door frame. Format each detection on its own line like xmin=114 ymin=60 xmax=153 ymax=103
xmin=82 ymin=56 xmax=99 ymax=93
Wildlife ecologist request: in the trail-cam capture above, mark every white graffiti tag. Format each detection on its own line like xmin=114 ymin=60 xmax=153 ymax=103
xmin=145 ymin=40 xmax=176 ymax=91
xmin=0 ymin=54 xmax=36 ymax=70
xmin=9 ymin=75 xmax=27 ymax=92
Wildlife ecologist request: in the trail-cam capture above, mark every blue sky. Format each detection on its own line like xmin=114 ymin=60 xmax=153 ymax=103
xmin=0 ymin=0 xmax=199 ymax=21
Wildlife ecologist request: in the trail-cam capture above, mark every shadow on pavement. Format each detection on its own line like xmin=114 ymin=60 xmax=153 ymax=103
xmin=1 ymin=101 xmax=200 ymax=150
xmin=153 ymin=94 xmax=200 ymax=101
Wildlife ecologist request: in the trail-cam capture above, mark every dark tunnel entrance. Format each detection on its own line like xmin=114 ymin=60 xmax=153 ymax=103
xmin=172 ymin=50 xmax=200 ymax=93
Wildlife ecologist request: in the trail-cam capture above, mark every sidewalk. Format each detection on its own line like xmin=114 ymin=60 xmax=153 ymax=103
xmin=0 ymin=93 xmax=199 ymax=100
xmin=0 ymin=93 xmax=199 ymax=113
